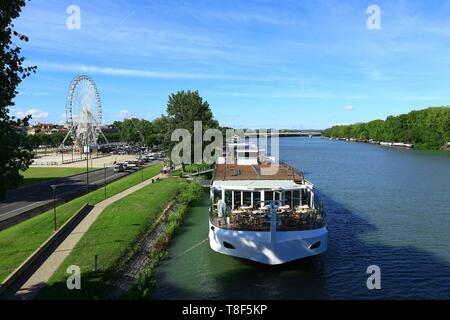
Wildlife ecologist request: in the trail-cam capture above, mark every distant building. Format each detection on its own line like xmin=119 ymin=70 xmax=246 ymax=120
xmin=27 ymin=123 xmax=68 ymax=136
xmin=27 ymin=127 xmax=41 ymax=135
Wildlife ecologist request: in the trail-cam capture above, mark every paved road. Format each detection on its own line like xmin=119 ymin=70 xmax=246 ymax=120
xmin=0 ymin=163 xmax=158 ymax=224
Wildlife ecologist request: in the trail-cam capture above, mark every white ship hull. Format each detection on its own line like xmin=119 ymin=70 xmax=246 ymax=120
xmin=209 ymin=222 xmax=328 ymax=265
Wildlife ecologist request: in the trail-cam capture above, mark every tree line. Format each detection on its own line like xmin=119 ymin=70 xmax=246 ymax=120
xmin=111 ymin=90 xmax=220 ymax=153
xmin=322 ymin=107 xmax=450 ymax=149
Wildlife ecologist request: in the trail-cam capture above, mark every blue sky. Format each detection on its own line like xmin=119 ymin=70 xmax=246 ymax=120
xmin=11 ymin=0 xmax=450 ymax=129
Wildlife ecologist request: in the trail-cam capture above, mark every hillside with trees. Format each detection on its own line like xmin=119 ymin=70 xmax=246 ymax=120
xmin=322 ymin=107 xmax=450 ymax=149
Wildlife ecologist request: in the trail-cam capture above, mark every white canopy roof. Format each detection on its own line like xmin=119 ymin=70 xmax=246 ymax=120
xmin=212 ymin=180 xmax=304 ymax=190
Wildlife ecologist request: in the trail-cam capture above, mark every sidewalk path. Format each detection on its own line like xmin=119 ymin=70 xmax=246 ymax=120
xmin=13 ymin=173 xmax=165 ymax=300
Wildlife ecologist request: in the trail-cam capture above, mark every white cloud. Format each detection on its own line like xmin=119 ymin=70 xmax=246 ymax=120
xmin=116 ymin=110 xmax=135 ymax=120
xmin=32 ymin=62 xmax=223 ymax=80
xmin=31 ymin=61 xmax=300 ymax=82
xmin=344 ymin=105 xmax=355 ymax=112
xmin=15 ymin=108 xmax=49 ymax=122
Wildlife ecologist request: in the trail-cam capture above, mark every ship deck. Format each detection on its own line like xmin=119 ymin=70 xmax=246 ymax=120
xmin=210 ymin=207 xmax=324 ymax=232
xmin=213 ymin=163 xmax=304 ymax=182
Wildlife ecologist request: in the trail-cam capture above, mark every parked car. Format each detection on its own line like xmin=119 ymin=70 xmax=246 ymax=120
xmin=113 ymin=163 xmax=125 ymax=172
xmin=124 ymin=161 xmax=140 ymax=170
xmin=138 ymin=156 xmax=149 ymax=163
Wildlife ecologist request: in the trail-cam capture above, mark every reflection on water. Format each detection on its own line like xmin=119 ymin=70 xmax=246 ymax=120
xmin=152 ymin=138 xmax=450 ymax=299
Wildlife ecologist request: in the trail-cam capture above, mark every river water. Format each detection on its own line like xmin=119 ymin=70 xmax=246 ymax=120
xmin=152 ymin=137 xmax=450 ymax=299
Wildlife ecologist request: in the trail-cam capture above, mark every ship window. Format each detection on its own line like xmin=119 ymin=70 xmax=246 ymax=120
xmin=234 ymin=191 xmax=242 ymax=209
xmin=253 ymin=192 xmax=261 ymax=207
xmin=285 ymin=191 xmax=292 ymax=207
xmin=293 ymin=190 xmax=301 ymax=207
xmin=265 ymin=191 xmax=273 ymax=202
xmin=213 ymin=189 xmax=222 ymax=203
xmin=274 ymin=191 xmax=282 ymax=201
xmin=301 ymin=189 xmax=308 ymax=206
xmin=243 ymin=192 xmax=252 ymax=206
xmin=225 ymin=190 xmax=232 ymax=209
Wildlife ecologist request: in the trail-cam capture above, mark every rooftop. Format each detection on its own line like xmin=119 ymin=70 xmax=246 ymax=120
xmin=213 ymin=163 xmax=304 ymax=182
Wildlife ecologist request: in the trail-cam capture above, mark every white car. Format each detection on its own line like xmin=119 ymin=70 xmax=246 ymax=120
xmin=124 ymin=161 xmax=139 ymax=169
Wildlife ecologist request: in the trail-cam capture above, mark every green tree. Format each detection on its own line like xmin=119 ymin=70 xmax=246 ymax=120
xmin=165 ymin=90 xmax=219 ymax=164
xmin=113 ymin=118 xmax=163 ymax=146
xmin=119 ymin=118 xmax=142 ymax=144
xmin=322 ymin=107 xmax=450 ymax=150
xmin=0 ymin=0 xmax=36 ymax=198
xmin=151 ymin=116 xmax=170 ymax=149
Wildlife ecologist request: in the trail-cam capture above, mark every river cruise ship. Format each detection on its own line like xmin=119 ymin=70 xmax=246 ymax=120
xmin=208 ymin=137 xmax=328 ymax=265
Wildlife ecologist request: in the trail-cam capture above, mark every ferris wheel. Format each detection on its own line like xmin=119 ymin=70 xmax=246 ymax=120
xmin=61 ymin=75 xmax=108 ymax=150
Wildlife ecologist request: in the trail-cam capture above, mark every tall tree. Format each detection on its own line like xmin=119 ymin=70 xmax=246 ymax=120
xmin=165 ymin=90 xmax=219 ymax=164
xmin=0 ymin=0 xmax=36 ymax=198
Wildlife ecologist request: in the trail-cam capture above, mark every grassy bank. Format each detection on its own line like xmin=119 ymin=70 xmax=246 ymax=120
xmin=127 ymin=181 xmax=203 ymax=299
xmin=20 ymin=167 xmax=97 ymax=185
xmin=182 ymin=163 xmax=214 ymax=173
xmin=37 ymin=178 xmax=188 ymax=300
xmin=0 ymin=164 xmax=161 ymax=283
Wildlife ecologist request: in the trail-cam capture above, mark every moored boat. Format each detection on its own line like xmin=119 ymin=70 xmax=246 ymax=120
xmin=208 ymin=137 xmax=328 ymax=265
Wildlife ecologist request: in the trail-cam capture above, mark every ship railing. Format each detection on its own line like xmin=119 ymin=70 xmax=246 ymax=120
xmin=279 ymin=159 xmax=305 ymax=182
xmin=210 ymin=199 xmax=325 ymax=232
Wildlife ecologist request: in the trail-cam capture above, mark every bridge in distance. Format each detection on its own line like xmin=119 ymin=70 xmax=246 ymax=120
xmin=244 ymin=131 xmax=322 ymax=137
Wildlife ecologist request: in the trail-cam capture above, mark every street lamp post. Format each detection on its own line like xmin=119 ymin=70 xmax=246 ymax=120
xmin=86 ymin=147 xmax=90 ymax=193
xmin=104 ymin=164 xmax=107 ymax=198
xmin=51 ymin=185 xmax=57 ymax=231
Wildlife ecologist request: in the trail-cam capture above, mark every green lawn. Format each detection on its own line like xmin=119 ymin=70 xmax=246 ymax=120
xmin=37 ymin=178 xmax=187 ymax=300
xmin=20 ymin=167 xmax=97 ymax=185
xmin=183 ymin=163 xmax=214 ymax=173
xmin=0 ymin=164 xmax=161 ymax=283
xmin=170 ymin=169 xmax=183 ymax=177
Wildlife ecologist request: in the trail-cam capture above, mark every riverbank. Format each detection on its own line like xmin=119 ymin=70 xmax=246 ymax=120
xmin=321 ymin=136 xmax=416 ymax=149
xmin=35 ymin=179 xmax=203 ymax=300
xmin=322 ymin=136 xmax=450 ymax=151
xmin=124 ymin=181 xmax=203 ymax=299
xmin=322 ymin=107 xmax=450 ymax=150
